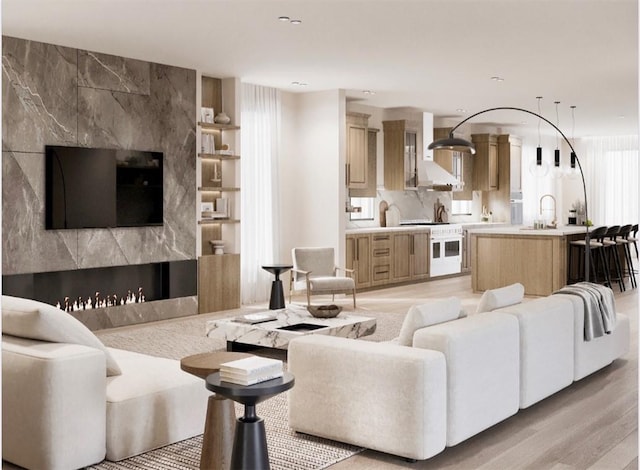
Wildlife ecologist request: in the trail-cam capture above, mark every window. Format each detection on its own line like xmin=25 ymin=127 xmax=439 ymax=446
xmin=349 ymin=197 xmax=375 ymax=220
xmin=451 ymin=200 xmax=472 ymax=215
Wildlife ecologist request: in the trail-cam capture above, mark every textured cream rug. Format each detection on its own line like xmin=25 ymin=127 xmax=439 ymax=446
xmin=92 ymin=308 xmax=400 ymax=470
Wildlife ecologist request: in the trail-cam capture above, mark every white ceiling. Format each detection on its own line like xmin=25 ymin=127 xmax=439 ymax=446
xmin=2 ymin=0 xmax=638 ymax=138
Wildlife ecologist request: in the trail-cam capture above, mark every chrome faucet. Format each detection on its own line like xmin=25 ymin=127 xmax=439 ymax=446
xmin=539 ymin=194 xmax=557 ymax=227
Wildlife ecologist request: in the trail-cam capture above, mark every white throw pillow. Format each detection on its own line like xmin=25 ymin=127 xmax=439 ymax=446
xmin=475 ymin=283 xmax=525 ymax=313
xmin=2 ymin=295 xmax=122 ymax=376
xmin=396 ymin=297 xmax=462 ymax=346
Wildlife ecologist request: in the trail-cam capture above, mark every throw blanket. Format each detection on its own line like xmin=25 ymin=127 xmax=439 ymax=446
xmin=553 ymin=282 xmax=617 ymax=341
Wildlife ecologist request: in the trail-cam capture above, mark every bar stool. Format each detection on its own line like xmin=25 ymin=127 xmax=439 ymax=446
xmin=630 ymin=224 xmax=638 ymax=259
xmin=617 ymin=224 xmax=637 ymax=289
xmin=602 ymin=225 xmax=625 ymax=292
xmin=568 ymin=226 xmax=610 ymax=286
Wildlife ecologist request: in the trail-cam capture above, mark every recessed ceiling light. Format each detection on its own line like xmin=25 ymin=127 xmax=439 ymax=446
xmin=618 ymin=115 xmax=626 ymax=119
xmin=278 ymin=16 xmax=290 ymax=22
xmin=290 ymin=19 xmax=302 ymax=25
xmin=291 ymin=81 xmax=308 ymax=86
xmin=363 ymin=90 xmax=375 ymax=95
xmin=491 ymin=76 xmax=504 ymax=82
xmin=456 ymin=108 xmax=466 ymax=113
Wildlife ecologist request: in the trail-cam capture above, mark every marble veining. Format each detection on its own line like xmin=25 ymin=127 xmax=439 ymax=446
xmin=78 ymin=50 xmax=150 ymax=95
xmin=2 ymin=37 xmax=77 ymax=152
xmin=2 ymin=36 xmax=196 ymax=275
xmin=206 ymin=305 xmax=377 ymax=350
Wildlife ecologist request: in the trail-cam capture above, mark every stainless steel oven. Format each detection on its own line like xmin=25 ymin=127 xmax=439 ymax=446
xmin=429 ymin=224 xmax=463 ymax=277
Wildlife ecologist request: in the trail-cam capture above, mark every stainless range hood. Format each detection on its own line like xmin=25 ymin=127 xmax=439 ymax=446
xmin=417 ymin=160 xmax=460 ymax=188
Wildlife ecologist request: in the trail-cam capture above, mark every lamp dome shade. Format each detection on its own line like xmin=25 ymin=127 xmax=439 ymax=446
xmin=428 ymin=136 xmax=476 ymax=154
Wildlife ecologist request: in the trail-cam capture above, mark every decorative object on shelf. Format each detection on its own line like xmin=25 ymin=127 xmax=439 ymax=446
xmin=201 ymin=202 xmax=215 ymax=219
xmin=214 ymin=112 xmax=231 ymax=124
xmin=427 ymin=104 xmax=590 ymax=281
xmin=201 ymin=107 xmax=215 ymax=123
xmin=215 ymin=197 xmax=228 ymax=217
xmin=209 ymin=240 xmax=225 ymax=255
xmin=307 ymin=304 xmax=343 ymax=318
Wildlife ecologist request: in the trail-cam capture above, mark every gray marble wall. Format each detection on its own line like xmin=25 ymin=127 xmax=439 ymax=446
xmin=2 ymin=36 xmax=197 ymax=325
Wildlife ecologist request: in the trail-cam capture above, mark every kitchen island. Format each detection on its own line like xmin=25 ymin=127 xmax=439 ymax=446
xmin=469 ymin=225 xmax=591 ymax=296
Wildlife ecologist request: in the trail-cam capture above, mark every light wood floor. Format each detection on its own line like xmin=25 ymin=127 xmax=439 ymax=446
xmin=3 ymin=274 xmax=636 ymax=470
xmin=325 ymin=275 xmax=639 ymax=470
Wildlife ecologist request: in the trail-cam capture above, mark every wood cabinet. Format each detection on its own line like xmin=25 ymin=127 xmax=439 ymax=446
xmin=392 ymin=233 xmax=412 ymax=282
xmin=346 ymin=229 xmax=431 ymax=289
xmin=479 ymin=135 xmax=522 ymax=223
xmin=346 ymin=234 xmax=372 ymax=289
xmin=371 ymin=233 xmax=393 ymax=285
xmin=346 ymin=113 xmax=370 ymax=190
xmin=198 ymin=254 xmax=240 ymax=313
xmin=472 ymin=134 xmax=498 ymax=191
xmin=411 ymin=231 xmax=430 ymax=279
xmin=383 ymin=120 xmax=418 ymax=190
xmin=350 ymin=127 xmax=378 ymax=198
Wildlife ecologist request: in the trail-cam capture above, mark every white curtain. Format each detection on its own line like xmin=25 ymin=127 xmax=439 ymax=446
xmin=581 ymin=135 xmax=638 ymax=226
xmin=240 ymin=84 xmax=281 ymax=304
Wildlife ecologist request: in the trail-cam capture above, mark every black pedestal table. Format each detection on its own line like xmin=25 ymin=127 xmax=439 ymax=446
xmin=261 ymin=264 xmax=293 ymax=310
xmin=206 ymin=372 xmax=295 ymax=470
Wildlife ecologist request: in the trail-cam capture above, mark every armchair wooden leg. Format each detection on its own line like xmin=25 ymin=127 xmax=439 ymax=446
xmin=306 ymin=290 xmax=311 ymax=307
xmin=353 ymin=289 xmax=356 ymax=308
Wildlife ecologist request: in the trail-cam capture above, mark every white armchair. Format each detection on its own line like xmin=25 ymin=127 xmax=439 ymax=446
xmin=289 ymin=247 xmax=356 ymax=307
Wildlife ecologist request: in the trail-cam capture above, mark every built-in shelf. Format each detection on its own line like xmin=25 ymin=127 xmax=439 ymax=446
xmin=198 ymin=186 xmax=241 ymax=192
xmin=198 ymin=219 xmax=241 ymax=225
xmin=198 ymin=153 xmax=241 ymax=160
xmin=198 ymin=121 xmax=240 ymax=132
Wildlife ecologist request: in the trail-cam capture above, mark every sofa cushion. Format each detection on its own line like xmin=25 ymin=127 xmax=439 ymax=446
xmin=105 ymin=348 xmax=209 ymax=461
xmin=1 ymin=295 xmax=122 ymax=376
xmin=413 ymin=312 xmax=520 ymax=446
xmin=476 ymin=282 xmax=525 ymax=313
xmin=396 ymin=297 xmax=462 ymax=346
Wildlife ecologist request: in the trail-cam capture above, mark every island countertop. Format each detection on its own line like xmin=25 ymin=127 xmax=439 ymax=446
xmin=468 ymin=225 xmax=590 ymax=237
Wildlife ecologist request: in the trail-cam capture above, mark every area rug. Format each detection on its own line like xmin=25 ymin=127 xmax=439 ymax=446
xmin=92 ymin=309 xmax=393 ymax=470
xmin=88 ymin=393 xmax=362 ymax=470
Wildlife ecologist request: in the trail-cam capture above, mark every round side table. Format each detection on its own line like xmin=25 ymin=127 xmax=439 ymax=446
xmin=180 ymin=351 xmax=253 ymax=470
xmin=206 ymin=372 xmax=295 ymax=470
xmin=261 ymin=264 xmax=293 ymax=310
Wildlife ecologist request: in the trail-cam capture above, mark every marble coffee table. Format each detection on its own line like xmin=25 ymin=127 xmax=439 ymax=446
xmin=205 ymin=304 xmax=377 ymax=351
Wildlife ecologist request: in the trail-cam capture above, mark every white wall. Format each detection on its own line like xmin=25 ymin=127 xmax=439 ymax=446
xmin=279 ymin=90 xmax=346 ymax=265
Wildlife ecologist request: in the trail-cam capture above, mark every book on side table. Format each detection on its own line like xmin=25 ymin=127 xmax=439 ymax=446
xmin=219 ymin=356 xmax=284 ymax=385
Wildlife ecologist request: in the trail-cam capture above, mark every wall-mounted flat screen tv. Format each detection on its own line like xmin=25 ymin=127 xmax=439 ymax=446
xmin=45 ymin=145 xmax=163 ymax=230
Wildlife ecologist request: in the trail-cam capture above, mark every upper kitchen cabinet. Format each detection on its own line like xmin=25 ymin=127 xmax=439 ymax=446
xmin=346 ymin=112 xmax=370 ymax=190
xmin=499 ymin=134 xmax=522 ymax=191
xmin=383 ymin=120 xmax=418 ymax=190
xmin=350 ymin=126 xmax=378 ymax=197
xmin=471 ymin=134 xmax=498 ymax=191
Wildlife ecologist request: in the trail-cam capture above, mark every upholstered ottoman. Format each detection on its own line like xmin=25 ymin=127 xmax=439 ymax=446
xmin=105 ymin=348 xmax=210 ymax=461
xmin=288 ymin=335 xmax=447 ymax=461
xmin=553 ymin=294 xmax=630 ymax=380
xmin=413 ymin=312 xmax=520 ymax=446
xmin=496 ymin=296 xmax=574 ymax=408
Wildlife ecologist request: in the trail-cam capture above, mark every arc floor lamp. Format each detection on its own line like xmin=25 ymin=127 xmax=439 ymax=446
xmin=428 ymin=106 xmax=591 ymax=282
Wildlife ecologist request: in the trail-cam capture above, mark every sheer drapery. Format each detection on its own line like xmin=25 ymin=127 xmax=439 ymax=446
xmin=581 ymin=135 xmax=638 ymax=226
xmin=240 ymin=84 xmax=281 ymax=304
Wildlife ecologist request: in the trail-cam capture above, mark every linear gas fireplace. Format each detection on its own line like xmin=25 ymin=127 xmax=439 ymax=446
xmin=2 ymin=260 xmax=198 ymax=330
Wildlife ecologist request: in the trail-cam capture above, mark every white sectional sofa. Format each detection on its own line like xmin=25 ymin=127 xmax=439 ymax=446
xmin=1 ymin=296 xmax=210 ymax=470
xmin=288 ymin=290 xmax=630 ymax=462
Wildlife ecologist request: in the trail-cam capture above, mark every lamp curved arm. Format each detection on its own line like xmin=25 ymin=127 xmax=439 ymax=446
xmin=431 ymin=106 xmax=590 ymax=282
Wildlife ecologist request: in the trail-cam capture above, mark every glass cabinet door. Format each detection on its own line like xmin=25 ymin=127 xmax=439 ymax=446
xmin=404 ymin=130 xmax=417 ymax=189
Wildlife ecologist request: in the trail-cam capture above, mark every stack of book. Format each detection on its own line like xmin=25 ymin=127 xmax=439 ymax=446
xmin=219 ymin=356 xmax=284 ymax=386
